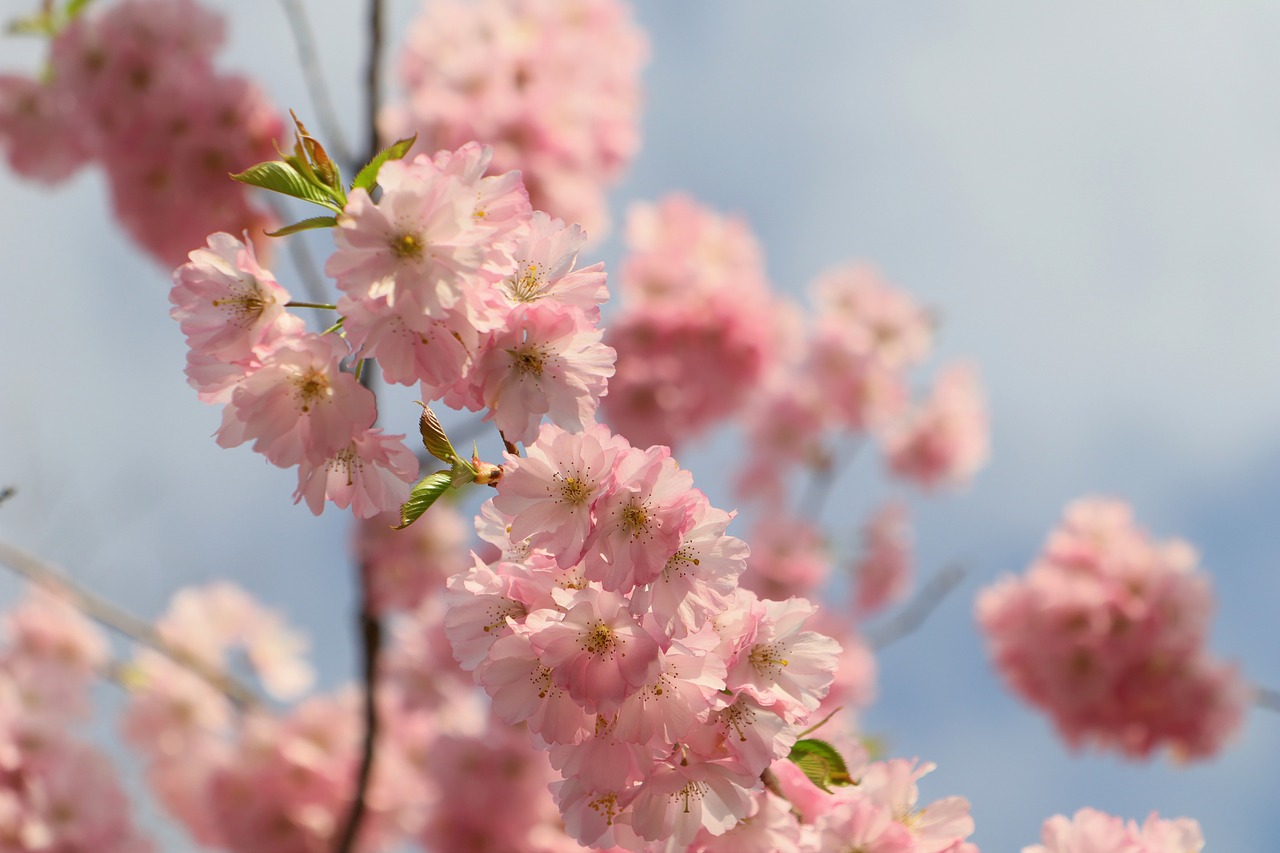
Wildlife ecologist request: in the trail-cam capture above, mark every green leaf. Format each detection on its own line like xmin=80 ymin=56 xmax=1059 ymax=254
xmin=266 ymin=215 xmax=338 ymax=237
xmin=449 ymin=456 xmax=478 ymax=489
xmin=230 ymin=161 xmax=342 ymax=211
xmin=64 ymin=0 xmax=95 ymax=20
xmin=351 ymin=134 xmax=418 ymax=192
xmin=787 ymin=738 xmax=854 ymax=792
xmin=417 ymin=404 xmax=458 ymax=464
xmin=394 ymin=471 xmax=453 ymax=530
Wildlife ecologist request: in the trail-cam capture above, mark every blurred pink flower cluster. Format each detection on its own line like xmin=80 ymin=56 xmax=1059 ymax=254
xmin=1023 ymin=808 xmax=1204 ymax=853
xmin=383 ymin=0 xmax=647 ymax=237
xmin=0 ymin=592 xmax=152 ymax=852
xmin=976 ymin=498 xmax=1249 ymax=760
xmin=0 ymin=0 xmax=282 ymax=266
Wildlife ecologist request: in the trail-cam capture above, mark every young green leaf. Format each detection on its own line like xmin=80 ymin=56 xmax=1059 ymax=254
xmin=266 ymin=216 xmax=339 ymax=238
xmin=230 ymin=161 xmax=342 ymax=211
xmin=449 ymin=456 xmax=479 ymax=489
xmin=417 ymin=403 xmax=458 ymax=464
xmin=351 ymin=134 xmax=418 ymax=193
xmin=787 ymin=738 xmax=854 ymax=792
xmin=394 ymin=471 xmax=454 ymax=530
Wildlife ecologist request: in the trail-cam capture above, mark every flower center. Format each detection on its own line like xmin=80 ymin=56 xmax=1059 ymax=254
xmin=390 ymin=232 xmax=423 ymax=259
xmin=748 ymin=642 xmax=789 ymax=677
xmin=293 ymin=368 xmax=330 ymax=413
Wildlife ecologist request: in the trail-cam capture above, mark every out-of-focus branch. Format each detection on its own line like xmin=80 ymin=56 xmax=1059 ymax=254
xmin=866 ymin=563 xmax=967 ymax=651
xmin=364 ymin=0 xmax=386 ymax=164
xmin=0 ymin=540 xmax=261 ymax=709
xmin=0 ymin=487 xmax=14 ymax=507
xmin=277 ymin=0 xmax=353 ymax=168
xmin=334 ymin=569 xmax=382 ymax=853
xmin=798 ymin=438 xmax=861 ymax=522
xmin=1255 ymin=686 xmax=1280 ymax=713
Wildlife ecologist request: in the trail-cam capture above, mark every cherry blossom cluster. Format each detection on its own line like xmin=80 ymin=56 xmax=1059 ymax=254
xmin=383 ymin=0 xmax=647 ymax=236
xmin=764 ymin=751 xmax=979 ymax=853
xmin=735 ymin=262 xmax=988 ymax=505
xmin=602 ymin=194 xmax=786 ymax=450
xmin=0 ymin=591 xmax=153 ymax=852
xmin=172 ymin=141 xmax=618 ymax=514
xmin=1023 ymin=808 xmax=1204 ymax=853
xmin=976 ymin=498 xmax=1249 ymax=760
xmin=0 ymin=0 xmax=282 ymax=265
xmin=443 ymin=420 xmax=854 ymax=849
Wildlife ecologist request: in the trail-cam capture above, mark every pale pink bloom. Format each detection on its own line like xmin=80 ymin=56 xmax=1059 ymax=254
xmin=583 ymin=444 xmax=701 ymax=592
xmin=808 ymin=612 xmax=879 ymax=717
xmin=629 ymin=755 xmax=758 ymax=848
xmin=356 ymin=504 xmax=470 ymax=614
xmin=612 ymin=627 xmax=728 ymax=747
xmin=0 ymin=75 xmax=91 ymax=183
xmin=479 ymin=631 xmax=593 ymax=745
xmin=698 ymin=694 xmax=795 ymax=779
xmin=805 ymin=326 xmax=910 ymax=433
xmin=499 ymin=211 xmax=609 ymax=320
xmin=554 ymin=775 xmax=642 ymax=849
xmin=293 ymin=428 xmax=418 ymax=518
xmin=741 ymin=515 xmax=829 ymax=602
xmin=471 ymin=302 xmax=615 ymax=445
xmin=0 ymin=589 xmax=107 ymax=722
xmin=326 ymin=153 xmax=498 ymax=317
xmin=386 ymin=0 xmax=647 ymax=235
xmin=809 ymin=263 xmax=933 ymax=370
xmin=492 ymin=421 xmax=626 ymax=562
xmin=1023 ymin=807 xmax=1205 ymax=853
xmin=630 ymin=502 xmax=747 ymax=637
xmin=120 ymin=651 xmax=233 ymax=758
xmin=525 ymin=587 xmax=661 ymax=715
xmin=885 ymin=363 xmax=989 ymax=489
xmin=217 ymin=333 xmax=377 ymax=468
xmin=767 ymin=755 xmax=838 ymax=824
xmin=694 ymin=790 xmax=804 ymax=853
xmin=339 ymin=293 xmax=481 ymax=393
xmin=854 ymin=502 xmax=913 ymax=616
xmin=735 ymin=377 xmax=834 ymax=506
xmin=183 ymin=314 xmax=306 ymax=405
xmin=977 ymin=498 xmax=1246 ymax=760
xmin=725 ymin=596 xmax=842 ymax=723
xmin=548 ymin=714 xmax=655 ymax=793
xmin=443 ymin=557 xmax=539 ymax=671
xmin=171 ymin=232 xmax=295 ymax=362
xmin=858 ymin=759 xmax=976 ymax=853
xmin=813 ymin=796 xmax=915 ymax=853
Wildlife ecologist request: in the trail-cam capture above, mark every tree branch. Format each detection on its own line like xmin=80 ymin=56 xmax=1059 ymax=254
xmin=0 ymin=540 xmax=261 ymax=709
xmin=334 ymin=570 xmax=382 ymax=853
xmin=276 ymin=0 xmax=353 ymax=167
xmin=866 ymin=563 xmax=967 ymax=651
xmin=363 ymin=0 xmax=386 ymax=164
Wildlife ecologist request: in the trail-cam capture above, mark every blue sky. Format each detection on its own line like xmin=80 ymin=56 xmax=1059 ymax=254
xmin=2 ymin=1 xmax=1279 ymax=850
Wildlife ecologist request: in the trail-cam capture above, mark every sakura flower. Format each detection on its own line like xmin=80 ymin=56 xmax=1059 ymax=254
xmin=1023 ymin=807 xmax=1205 ymax=853
xmin=524 ymin=587 xmax=660 ymax=715
xmin=171 ymin=232 xmax=295 ymax=362
xmin=498 ymin=211 xmax=609 ymax=320
xmin=470 ymin=302 xmax=615 ymax=445
xmin=0 ymin=75 xmax=90 ymax=183
xmin=628 ymin=754 xmax=758 ymax=848
xmin=724 ymin=595 xmax=841 ymax=723
xmin=217 ymin=333 xmax=376 ymax=468
xmin=885 ymin=363 xmax=988 ymax=490
xmin=293 ymin=428 xmax=418 ymax=518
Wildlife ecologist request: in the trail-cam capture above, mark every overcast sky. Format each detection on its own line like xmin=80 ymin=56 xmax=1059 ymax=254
xmin=2 ymin=1 xmax=1279 ymax=850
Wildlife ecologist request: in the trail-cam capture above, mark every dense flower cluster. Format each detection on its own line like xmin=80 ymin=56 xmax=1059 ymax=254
xmin=384 ymin=0 xmax=647 ymax=236
xmin=976 ymin=498 xmax=1249 ymax=760
xmin=0 ymin=0 xmax=282 ymax=265
xmin=603 ymin=194 xmax=786 ymax=449
xmin=1023 ymin=808 xmax=1205 ymax=853
xmin=0 ymin=592 xmax=153 ymax=852
xmin=735 ymin=263 xmax=987 ymax=506
xmin=445 ymin=421 xmax=848 ymax=849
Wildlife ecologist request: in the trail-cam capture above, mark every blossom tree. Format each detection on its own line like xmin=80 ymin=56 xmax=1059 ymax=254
xmin=1 ymin=1 xmax=1277 ymax=851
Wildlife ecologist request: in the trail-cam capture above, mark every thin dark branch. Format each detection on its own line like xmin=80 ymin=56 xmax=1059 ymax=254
xmin=866 ymin=563 xmax=968 ymax=651
xmin=0 ymin=487 xmax=13 ymax=507
xmin=364 ymin=0 xmax=386 ymax=164
xmin=798 ymin=437 xmax=861 ymax=521
xmin=334 ymin=573 xmax=382 ymax=853
xmin=266 ymin=197 xmax=331 ymax=306
xmin=1255 ymin=686 xmax=1280 ymax=713
xmin=0 ymin=541 xmax=260 ymax=709
xmin=277 ymin=0 xmax=353 ymax=167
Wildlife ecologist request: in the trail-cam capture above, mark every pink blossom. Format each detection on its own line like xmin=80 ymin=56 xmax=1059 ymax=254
xmin=693 ymin=790 xmax=804 ymax=853
xmin=385 ymin=0 xmax=647 ymax=235
xmin=0 ymin=75 xmax=91 ymax=183
xmin=813 ymin=796 xmax=915 ymax=853
xmin=356 ymin=504 xmax=471 ymax=614
xmin=885 ymin=363 xmax=989 ymax=490
xmin=741 ymin=515 xmax=830 ymax=602
xmin=470 ymin=302 xmax=615 ymax=445
xmin=853 ymin=502 xmax=913 ymax=616
xmin=293 ymin=428 xmax=418 ymax=518
xmin=498 ymin=211 xmax=609 ymax=320
xmin=809 ymin=263 xmax=933 ymax=370
xmin=1024 ymin=808 xmax=1205 ymax=853
xmin=170 ymin=232 xmax=295 ymax=363
xmin=628 ymin=754 xmax=758 ymax=848
xmin=492 ymin=421 xmax=627 ymax=563
xmin=524 ymin=587 xmax=660 ymax=715
xmin=217 ymin=333 xmax=377 ymax=468
xmin=976 ymin=498 xmax=1248 ymax=760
